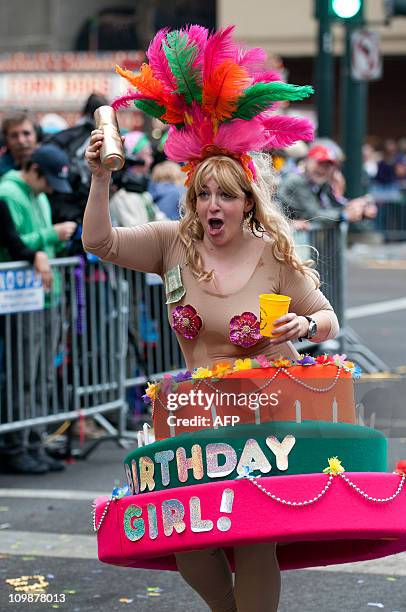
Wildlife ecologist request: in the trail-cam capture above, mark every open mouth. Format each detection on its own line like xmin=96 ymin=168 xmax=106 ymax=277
xmin=208 ymin=218 xmax=224 ymax=234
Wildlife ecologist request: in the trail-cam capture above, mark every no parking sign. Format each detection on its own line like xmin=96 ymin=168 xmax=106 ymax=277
xmin=351 ymin=29 xmax=382 ymax=81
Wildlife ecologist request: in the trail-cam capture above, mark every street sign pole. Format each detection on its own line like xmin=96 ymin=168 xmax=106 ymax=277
xmin=340 ymin=10 xmax=367 ymax=198
xmin=315 ymin=0 xmax=334 ymax=137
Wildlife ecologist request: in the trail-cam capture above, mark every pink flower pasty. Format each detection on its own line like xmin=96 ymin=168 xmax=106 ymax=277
xmin=172 ymin=304 xmax=202 ymax=340
xmin=229 ymin=311 xmax=262 ymax=348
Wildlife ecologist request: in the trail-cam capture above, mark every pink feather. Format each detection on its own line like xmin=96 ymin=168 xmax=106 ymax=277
xmin=237 ymin=47 xmax=267 ymax=74
xmin=215 ymin=117 xmax=269 ymax=153
xmin=252 ymin=70 xmax=283 ymax=84
xmin=146 ymin=28 xmax=176 ymax=89
xmin=164 ymin=125 xmax=207 ymax=162
xmin=185 ymin=24 xmax=208 ymax=67
xmin=112 ymin=90 xmax=145 ymax=110
xmin=262 ymin=114 xmax=315 ymax=148
xmin=203 ymin=25 xmax=238 ymax=82
xmin=189 ymin=103 xmax=215 ymax=146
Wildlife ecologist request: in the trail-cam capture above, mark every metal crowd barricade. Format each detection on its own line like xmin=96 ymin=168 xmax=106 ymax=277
xmin=294 ymin=221 xmax=388 ymax=372
xmin=0 ymin=257 xmax=129 ymax=442
xmin=375 ymin=200 xmax=406 ymax=242
xmin=294 ymin=221 xmax=346 ymax=329
xmin=124 ymin=268 xmax=184 ymax=385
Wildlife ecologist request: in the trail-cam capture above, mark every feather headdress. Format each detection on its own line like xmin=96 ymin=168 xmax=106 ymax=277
xmin=113 ymin=25 xmax=314 ymax=184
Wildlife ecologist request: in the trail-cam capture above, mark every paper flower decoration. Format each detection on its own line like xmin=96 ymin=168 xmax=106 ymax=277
xmin=323 ymin=457 xmax=345 ymax=475
xmin=192 ymin=367 xmax=213 ymax=379
xmin=296 ymin=355 xmax=317 ymax=366
xmin=112 ymin=484 xmax=131 ymax=499
xmin=272 ymin=358 xmax=293 ymax=368
xmin=233 ymin=358 xmax=253 ymax=371
xmin=174 ymin=370 xmax=192 ymax=382
xmin=332 ymin=354 xmax=348 ymax=366
xmin=395 ymin=460 xmax=406 ymax=476
xmin=315 ymin=354 xmax=335 ymax=365
xmin=255 ymin=354 xmax=271 ymax=368
xmin=145 ymin=382 xmax=159 ymax=400
xmin=212 ymin=362 xmax=233 ymax=377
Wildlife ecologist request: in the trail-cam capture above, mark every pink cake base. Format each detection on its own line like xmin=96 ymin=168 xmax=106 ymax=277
xmin=95 ymin=472 xmax=406 ymax=571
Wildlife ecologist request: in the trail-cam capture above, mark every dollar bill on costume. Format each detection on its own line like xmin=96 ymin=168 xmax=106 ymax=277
xmin=165 ymin=265 xmax=186 ymax=304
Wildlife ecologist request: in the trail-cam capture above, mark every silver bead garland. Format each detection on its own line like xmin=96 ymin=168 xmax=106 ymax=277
xmin=339 ymin=472 xmax=406 ymax=502
xmin=245 ymin=473 xmax=334 ymax=506
xmin=92 ymin=473 xmax=405 ymax=533
xmin=280 ymin=365 xmax=342 ymax=393
xmin=244 ymin=472 xmax=406 ymax=506
xmin=92 ymin=498 xmax=113 ymax=533
xmin=203 ymin=369 xmax=281 ymax=397
xmin=155 ymin=366 xmax=343 ymax=413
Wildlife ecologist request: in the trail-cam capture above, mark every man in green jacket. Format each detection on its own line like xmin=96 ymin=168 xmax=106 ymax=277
xmin=0 ymin=144 xmax=76 ymax=474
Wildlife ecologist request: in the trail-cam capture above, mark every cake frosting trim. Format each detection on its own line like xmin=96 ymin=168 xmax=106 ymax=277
xmin=143 ymin=354 xmax=361 ymax=404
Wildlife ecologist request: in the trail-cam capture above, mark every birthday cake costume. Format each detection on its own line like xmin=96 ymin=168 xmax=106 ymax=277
xmin=91 ymin=24 xmax=406 ymax=576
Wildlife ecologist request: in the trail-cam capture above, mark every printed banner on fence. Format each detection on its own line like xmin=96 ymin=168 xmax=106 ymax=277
xmin=0 ymin=268 xmax=44 ymax=314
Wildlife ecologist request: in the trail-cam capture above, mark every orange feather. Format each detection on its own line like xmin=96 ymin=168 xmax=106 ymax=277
xmin=202 ymin=60 xmax=250 ymax=122
xmin=116 ymin=63 xmax=167 ymax=103
xmin=162 ymin=105 xmax=186 ymax=124
xmin=115 ymin=65 xmax=139 ymax=87
xmin=116 ymin=64 xmax=187 ymax=125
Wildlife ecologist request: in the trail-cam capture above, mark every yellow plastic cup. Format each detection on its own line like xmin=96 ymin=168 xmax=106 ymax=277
xmin=259 ymin=294 xmax=291 ymax=337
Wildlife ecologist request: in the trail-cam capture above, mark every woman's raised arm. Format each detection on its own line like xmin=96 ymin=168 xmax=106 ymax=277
xmin=82 ymin=129 xmax=177 ymax=275
xmin=82 ymin=129 xmax=114 ymax=256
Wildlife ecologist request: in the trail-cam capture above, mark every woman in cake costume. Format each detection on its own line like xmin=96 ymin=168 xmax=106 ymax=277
xmin=84 ymin=25 xmax=406 ymax=612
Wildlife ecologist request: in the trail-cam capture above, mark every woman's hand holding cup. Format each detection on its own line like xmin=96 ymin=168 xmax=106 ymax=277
xmin=269 ymin=313 xmax=309 ymax=346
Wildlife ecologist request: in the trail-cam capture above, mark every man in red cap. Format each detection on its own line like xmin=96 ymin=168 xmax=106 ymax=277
xmin=277 ymin=142 xmax=376 ymax=225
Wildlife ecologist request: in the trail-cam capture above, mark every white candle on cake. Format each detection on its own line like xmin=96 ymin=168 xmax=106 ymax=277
xmin=137 ymin=431 xmax=143 ymax=447
xmin=332 ymin=397 xmax=338 ymax=423
xmin=295 ymin=400 xmax=302 ymax=423
xmin=143 ymin=422 xmax=150 ymax=445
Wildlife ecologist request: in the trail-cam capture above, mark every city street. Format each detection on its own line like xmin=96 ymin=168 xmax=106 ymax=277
xmin=1 ymin=242 xmax=406 ymax=612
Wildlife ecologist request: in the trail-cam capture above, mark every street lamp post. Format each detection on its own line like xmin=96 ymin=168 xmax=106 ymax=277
xmin=340 ymin=8 xmax=367 ymax=199
xmin=320 ymin=0 xmax=366 ymax=199
xmin=315 ymin=0 xmax=334 ymax=138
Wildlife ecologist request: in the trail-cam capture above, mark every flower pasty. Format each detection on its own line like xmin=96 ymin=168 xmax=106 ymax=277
xmin=171 ymin=304 xmax=203 ymax=340
xmin=229 ymin=311 xmax=262 ymax=348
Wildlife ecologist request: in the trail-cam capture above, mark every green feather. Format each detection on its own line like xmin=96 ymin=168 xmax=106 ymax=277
xmin=232 ymin=82 xmax=314 ymax=120
xmin=134 ymin=99 xmax=167 ymax=120
xmin=163 ymin=30 xmax=202 ymax=105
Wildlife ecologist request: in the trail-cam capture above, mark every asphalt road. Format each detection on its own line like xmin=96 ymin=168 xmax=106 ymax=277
xmin=1 ymin=242 xmax=406 ymax=612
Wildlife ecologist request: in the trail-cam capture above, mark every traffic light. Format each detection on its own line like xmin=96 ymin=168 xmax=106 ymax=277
xmin=385 ymin=0 xmax=406 ymax=20
xmin=330 ymin=0 xmax=362 ymax=20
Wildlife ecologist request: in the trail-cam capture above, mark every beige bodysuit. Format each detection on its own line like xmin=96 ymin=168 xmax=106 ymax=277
xmin=83 ymin=220 xmax=338 ymax=370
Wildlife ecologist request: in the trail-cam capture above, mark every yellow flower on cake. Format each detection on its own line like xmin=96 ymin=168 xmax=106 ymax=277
xmin=212 ymin=362 xmax=232 ymax=377
xmin=233 ymin=358 xmax=252 ymax=372
xmin=145 ymin=382 xmax=159 ymax=400
xmin=323 ymin=456 xmax=345 ymax=475
xmin=192 ymin=367 xmax=213 ymax=379
xmin=344 ymin=361 xmax=355 ymax=370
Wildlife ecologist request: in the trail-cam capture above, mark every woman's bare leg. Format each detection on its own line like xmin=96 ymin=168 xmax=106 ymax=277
xmin=233 ymin=542 xmax=280 ymax=612
xmin=175 ymin=548 xmax=237 ymax=612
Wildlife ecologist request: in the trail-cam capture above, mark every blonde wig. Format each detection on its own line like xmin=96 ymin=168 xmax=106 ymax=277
xmin=178 ymin=155 xmax=319 ymax=287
